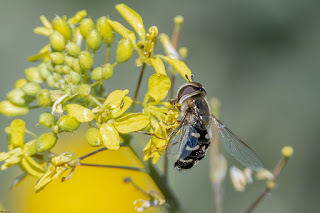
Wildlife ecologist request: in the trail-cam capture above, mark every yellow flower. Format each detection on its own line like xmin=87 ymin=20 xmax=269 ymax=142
xmin=0 ymin=120 xmax=45 ymax=178
xmin=35 ymin=152 xmax=79 ymax=192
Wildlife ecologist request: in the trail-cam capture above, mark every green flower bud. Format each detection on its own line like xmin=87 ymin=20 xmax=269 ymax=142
xmin=50 ymin=31 xmax=66 ymax=52
xmin=80 ymin=18 xmax=95 ymax=38
xmin=57 ymin=115 xmax=80 ymax=132
xmin=46 ymin=75 xmax=58 ymax=88
xmin=52 ymin=16 xmax=72 ymax=41
xmin=46 ymin=60 xmax=55 ymax=72
xmin=66 ymin=41 xmax=81 ymax=57
xmin=25 ymin=67 xmax=43 ymax=83
xmin=50 ymin=52 xmax=65 ymax=65
xmin=7 ymin=88 xmax=33 ymax=106
xmin=72 ymin=58 xmax=81 ymax=73
xmin=70 ymin=85 xmax=79 ymax=95
xmin=0 ymin=100 xmax=29 ymax=116
xmin=65 ymin=56 xmax=75 ymax=67
xmin=53 ymin=72 xmax=62 ymax=82
xmin=116 ymin=38 xmax=133 ymax=63
xmin=62 ymin=65 xmax=72 ymax=74
xmin=86 ymin=29 xmax=102 ymax=51
xmin=91 ymin=67 xmax=102 ymax=80
xmin=79 ymin=84 xmax=91 ymax=97
xmin=70 ymin=71 xmax=81 ymax=85
xmin=55 ymin=65 xmax=64 ymax=74
xmin=102 ymin=63 xmax=113 ymax=80
xmin=52 ymin=125 xmax=59 ymax=133
xmin=85 ymin=127 xmax=102 ymax=147
xmin=36 ymin=132 xmax=58 ymax=152
xmin=38 ymin=63 xmax=51 ymax=80
xmin=50 ymin=90 xmax=66 ymax=102
xmin=15 ymin=78 xmax=28 ymax=88
xmin=25 ymin=139 xmax=37 ymax=156
xmin=37 ymin=89 xmax=51 ymax=107
xmin=96 ymin=16 xmax=115 ymax=45
xmin=21 ymin=82 xmax=42 ymax=97
xmin=78 ymin=51 xmax=93 ymax=70
xmin=39 ymin=112 xmax=55 ymax=128
xmin=63 ymin=74 xmax=71 ymax=83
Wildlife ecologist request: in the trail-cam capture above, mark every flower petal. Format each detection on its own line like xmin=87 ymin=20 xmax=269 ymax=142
xmin=0 ymin=100 xmax=29 ymax=117
xmin=149 ymin=58 xmax=166 ymax=75
xmin=111 ymin=96 xmax=133 ymax=118
xmin=116 ymin=4 xmax=146 ymax=41
xmin=67 ymin=104 xmax=95 ymax=123
xmin=148 ymin=73 xmax=171 ymax=103
xmin=107 ymin=20 xmax=136 ymax=44
xmin=159 ymin=55 xmax=192 ymax=81
xmin=100 ymin=123 xmax=120 ymax=150
xmin=10 ymin=119 xmax=25 ymax=148
xmin=114 ymin=113 xmax=150 ymax=134
xmin=103 ymin=89 xmax=129 ymax=109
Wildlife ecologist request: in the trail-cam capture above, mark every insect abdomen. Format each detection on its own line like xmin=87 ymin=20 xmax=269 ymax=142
xmin=174 ymin=127 xmax=211 ymax=170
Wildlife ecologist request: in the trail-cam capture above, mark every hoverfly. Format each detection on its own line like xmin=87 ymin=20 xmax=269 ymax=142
xmin=168 ymin=75 xmax=264 ymax=171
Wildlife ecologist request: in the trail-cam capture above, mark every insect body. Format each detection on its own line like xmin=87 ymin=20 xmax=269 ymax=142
xmin=169 ymin=80 xmax=264 ymax=171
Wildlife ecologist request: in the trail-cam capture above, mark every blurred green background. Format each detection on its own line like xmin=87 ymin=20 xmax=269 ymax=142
xmin=0 ymin=0 xmax=319 ymax=212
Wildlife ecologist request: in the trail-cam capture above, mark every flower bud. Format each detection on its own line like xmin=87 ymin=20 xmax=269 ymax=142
xmin=86 ymin=29 xmax=102 ymax=51
xmin=62 ymin=65 xmax=72 ymax=74
xmin=80 ymin=18 xmax=94 ymax=38
xmin=91 ymin=67 xmax=102 ymax=80
xmin=57 ymin=115 xmax=80 ymax=132
xmin=50 ymin=31 xmax=66 ymax=52
xmin=46 ymin=75 xmax=58 ymax=88
xmin=37 ymin=89 xmax=51 ymax=107
xmin=7 ymin=88 xmax=33 ymax=106
xmin=39 ymin=112 xmax=55 ymax=128
xmin=54 ymin=65 xmax=64 ymax=74
xmin=102 ymin=63 xmax=113 ymax=80
xmin=79 ymin=51 xmax=93 ymax=70
xmin=116 ymin=38 xmax=133 ymax=63
xmin=25 ymin=139 xmax=37 ymax=156
xmin=96 ymin=16 xmax=115 ymax=45
xmin=21 ymin=82 xmax=42 ymax=97
xmin=46 ymin=60 xmax=55 ymax=72
xmin=66 ymin=41 xmax=81 ymax=57
xmin=70 ymin=71 xmax=81 ymax=85
xmin=72 ymin=58 xmax=82 ymax=73
xmin=52 ymin=16 xmax=72 ymax=41
xmin=15 ymin=78 xmax=28 ymax=88
xmin=0 ymin=100 xmax=29 ymax=116
xmin=38 ymin=63 xmax=51 ymax=80
xmin=79 ymin=84 xmax=91 ymax=97
xmin=70 ymin=85 xmax=79 ymax=95
xmin=53 ymin=72 xmax=62 ymax=82
xmin=86 ymin=127 xmax=102 ymax=147
xmin=50 ymin=52 xmax=65 ymax=65
xmin=36 ymin=132 xmax=58 ymax=152
xmin=65 ymin=56 xmax=75 ymax=67
xmin=25 ymin=67 xmax=43 ymax=83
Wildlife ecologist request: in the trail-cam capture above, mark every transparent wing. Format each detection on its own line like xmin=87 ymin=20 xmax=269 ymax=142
xmin=212 ymin=116 xmax=264 ymax=171
xmin=167 ymin=120 xmax=199 ymax=159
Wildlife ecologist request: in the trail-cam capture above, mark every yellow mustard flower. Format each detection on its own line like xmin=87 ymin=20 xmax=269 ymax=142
xmin=35 ymin=152 xmax=79 ymax=192
xmin=0 ymin=119 xmax=46 ymax=178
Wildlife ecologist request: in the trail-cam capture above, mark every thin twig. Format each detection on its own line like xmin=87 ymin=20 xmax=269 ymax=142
xmin=78 ymin=147 xmax=107 ymax=160
xmin=246 ymin=156 xmax=290 ymax=213
xmin=104 ymin=44 xmax=111 ymax=64
xmin=80 ymin=163 xmax=145 ymax=172
xmin=131 ymin=63 xmax=147 ymax=112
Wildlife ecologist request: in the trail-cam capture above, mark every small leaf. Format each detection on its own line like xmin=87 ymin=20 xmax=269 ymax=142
xmin=149 ymin=58 xmax=166 ymax=75
xmin=100 ymin=123 xmax=120 ymax=150
xmin=116 ymin=4 xmax=146 ymax=41
xmin=10 ymin=119 xmax=25 ymax=148
xmin=107 ymin=20 xmax=136 ymax=44
xmin=114 ymin=113 xmax=150 ymax=134
xmin=67 ymin=104 xmax=95 ymax=123
xmin=159 ymin=56 xmax=192 ymax=81
xmin=148 ymin=73 xmax=171 ymax=102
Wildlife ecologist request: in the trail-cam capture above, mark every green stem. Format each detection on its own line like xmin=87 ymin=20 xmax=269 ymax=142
xmin=88 ymin=94 xmax=103 ymax=107
xmin=25 ymin=129 xmax=38 ymax=139
xmin=80 ymin=163 xmax=145 ymax=173
xmin=131 ymin=63 xmax=147 ymax=112
xmin=104 ymin=44 xmax=111 ymax=64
